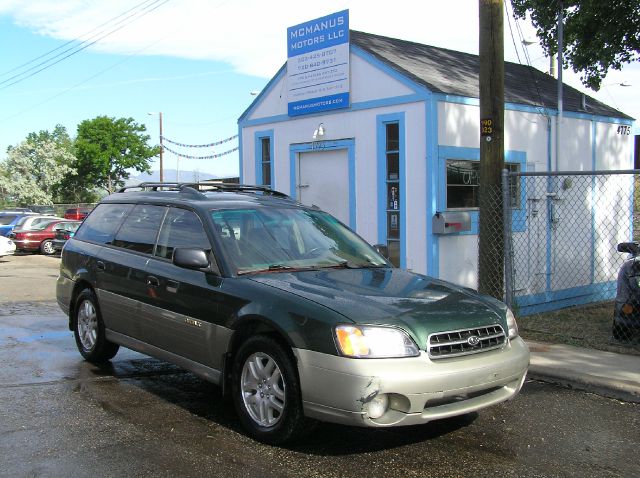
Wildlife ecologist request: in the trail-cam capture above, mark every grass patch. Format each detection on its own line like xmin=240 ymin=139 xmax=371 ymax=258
xmin=518 ymin=301 xmax=640 ymax=355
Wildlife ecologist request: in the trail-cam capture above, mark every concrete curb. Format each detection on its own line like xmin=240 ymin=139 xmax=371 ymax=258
xmin=526 ymin=340 xmax=640 ymax=404
xmin=527 ymin=366 xmax=640 ymax=404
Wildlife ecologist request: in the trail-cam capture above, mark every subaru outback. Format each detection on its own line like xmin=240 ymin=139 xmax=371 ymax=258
xmin=57 ymin=182 xmax=529 ymax=444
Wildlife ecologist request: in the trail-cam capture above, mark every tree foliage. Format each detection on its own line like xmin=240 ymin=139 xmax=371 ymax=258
xmin=511 ymin=0 xmax=640 ymax=90
xmin=0 ymin=138 xmax=76 ymax=205
xmin=73 ymin=116 xmax=159 ymax=194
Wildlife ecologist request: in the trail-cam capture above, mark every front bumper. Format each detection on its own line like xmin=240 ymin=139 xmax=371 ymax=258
xmin=294 ymin=336 xmax=529 ymax=427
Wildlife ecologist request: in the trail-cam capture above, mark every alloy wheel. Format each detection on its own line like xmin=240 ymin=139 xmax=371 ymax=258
xmin=240 ymin=352 xmax=286 ymax=427
xmin=77 ymin=299 xmax=98 ymax=351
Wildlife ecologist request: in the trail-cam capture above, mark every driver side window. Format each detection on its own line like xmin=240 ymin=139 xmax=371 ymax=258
xmin=155 ymin=208 xmax=210 ymax=260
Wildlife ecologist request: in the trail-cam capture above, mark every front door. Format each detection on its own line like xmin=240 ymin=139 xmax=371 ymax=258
xmin=298 ymin=149 xmax=349 ymax=225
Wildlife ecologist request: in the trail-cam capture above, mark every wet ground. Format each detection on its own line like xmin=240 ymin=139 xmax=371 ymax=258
xmin=1 ymin=255 xmax=639 ymax=477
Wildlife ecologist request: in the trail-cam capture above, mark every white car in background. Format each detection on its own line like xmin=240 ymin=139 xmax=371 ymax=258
xmin=0 ymin=235 xmax=16 ymax=257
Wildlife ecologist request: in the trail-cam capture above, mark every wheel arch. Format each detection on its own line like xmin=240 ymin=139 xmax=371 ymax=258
xmin=68 ymin=279 xmax=95 ymax=330
xmin=221 ymin=315 xmax=296 ymax=397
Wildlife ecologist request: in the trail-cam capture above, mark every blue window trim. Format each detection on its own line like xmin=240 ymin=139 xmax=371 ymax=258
xmin=437 ymin=146 xmax=527 ymax=235
xmin=254 ymin=130 xmax=274 ymax=188
xmin=377 ymin=112 xmax=406 ymax=268
xmin=288 ymin=139 xmax=357 ymax=230
xmin=426 ymin=96 xmax=439 ymax=277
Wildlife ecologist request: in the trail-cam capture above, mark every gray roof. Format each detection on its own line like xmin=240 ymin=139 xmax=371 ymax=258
xmin=351 ymin=30 xmax=633 ymax=120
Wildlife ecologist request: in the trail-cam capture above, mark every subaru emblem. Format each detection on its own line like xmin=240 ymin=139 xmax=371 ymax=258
xmin=467 ymin=335 xmax=480 ymax=346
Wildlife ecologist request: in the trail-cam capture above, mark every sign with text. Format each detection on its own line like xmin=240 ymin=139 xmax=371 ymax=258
xmin=287 ymin=10 xmax=350 ymax=116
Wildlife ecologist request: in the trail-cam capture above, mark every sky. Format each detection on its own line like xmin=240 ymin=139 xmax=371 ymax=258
xmin=0 ymin=0 xmax=638 ymax=180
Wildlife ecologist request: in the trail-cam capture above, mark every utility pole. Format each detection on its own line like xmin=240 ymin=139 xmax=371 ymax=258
xmin=147 ymin=112 xmax=164 ymax=182
xmin=478 ymin=0 xmax=505 ymax=299
xmin=159 ymin=112 xmax=164 ymax=182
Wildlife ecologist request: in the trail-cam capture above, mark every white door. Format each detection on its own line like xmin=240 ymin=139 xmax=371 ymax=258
xmin=298 ymin=149 xmax=349 ymax=225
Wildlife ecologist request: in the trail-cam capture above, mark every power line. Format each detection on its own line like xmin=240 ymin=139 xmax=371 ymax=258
xmin=0 ymin=0 xmax=159 ymax=78
xmin=0 ymin=0 xmax=170 ymax=90
xmin=506 ymin=0 xmax=549 ymax=118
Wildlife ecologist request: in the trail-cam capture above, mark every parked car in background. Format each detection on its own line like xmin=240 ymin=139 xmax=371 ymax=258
xmin=52 ymin=221 xmax=81 ymax=253
xmin=613 ymin=242 xmax=640 ymax=341
xmin=0 ymin=235 xmax=16 ymax=257
xmin=10 ymin=219 xmax=68 ymax=255
xmin=14 ymin=215 xmax=64 ymax=231
xmin=64 ymin=207 xmax=92 ymax=220
xmin=0 ymin=211 xmax=36 ymax=237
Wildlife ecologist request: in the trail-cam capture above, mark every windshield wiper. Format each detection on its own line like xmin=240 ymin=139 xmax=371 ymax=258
xmin=321 ymin=260 xmax=384 ymax=269
xmin=238 ymin=264 xmax=309 ymax=275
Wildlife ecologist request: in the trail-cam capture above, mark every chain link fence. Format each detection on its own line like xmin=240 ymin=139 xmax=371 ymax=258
xmin=496 ymin=171 xmax=640 ymax=354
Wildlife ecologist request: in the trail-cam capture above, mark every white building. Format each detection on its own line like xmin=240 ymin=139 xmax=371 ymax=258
xmin=238 ymin=30 xmax=635 ymax=311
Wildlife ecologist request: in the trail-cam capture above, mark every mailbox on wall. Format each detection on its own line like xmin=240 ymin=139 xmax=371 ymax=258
xmin=432 ymin=211 xmax=471 ymax=234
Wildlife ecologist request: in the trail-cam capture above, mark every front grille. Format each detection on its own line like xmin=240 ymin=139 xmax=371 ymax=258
xmin=428 ymin=325 xmax=506 ymax=359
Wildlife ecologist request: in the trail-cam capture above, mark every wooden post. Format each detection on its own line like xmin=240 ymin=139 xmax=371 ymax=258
xmin=478 ymin=0 xmax=505 ymax=299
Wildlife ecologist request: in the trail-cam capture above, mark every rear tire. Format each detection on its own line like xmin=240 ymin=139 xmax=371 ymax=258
xmin=73 ymin=289 xmax=119 ymax=363
xmin=231 ymin=335 xmax=308 ymax=445
xmin=40 ymin=239 xmax=55 ymax=255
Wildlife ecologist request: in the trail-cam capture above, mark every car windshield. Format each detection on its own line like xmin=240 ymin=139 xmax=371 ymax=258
xmin=0 ymin=215 xmax=19 ymax=225
xmin=210 ymin=207 xmax=388 ymax=275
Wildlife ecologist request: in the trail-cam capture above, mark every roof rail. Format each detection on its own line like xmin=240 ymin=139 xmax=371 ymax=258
xmin=116 ymin=182 xmax=290 ymax=198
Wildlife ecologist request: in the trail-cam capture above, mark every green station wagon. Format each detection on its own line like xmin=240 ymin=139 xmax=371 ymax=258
xmin=57 ymin=182 xmax=529 ymax=444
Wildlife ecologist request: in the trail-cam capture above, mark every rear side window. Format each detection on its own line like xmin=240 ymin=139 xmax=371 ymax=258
xmin=155 ymin=208 xmax=210 ymax=260
xmin=74 ymin=204 xmax=133 ymax=244
xmin=112 ymin=205 xmax=166 ymax=254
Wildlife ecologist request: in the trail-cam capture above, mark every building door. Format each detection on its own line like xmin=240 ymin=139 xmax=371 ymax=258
xmin=298 ymin=149 xmax=349 ymax=225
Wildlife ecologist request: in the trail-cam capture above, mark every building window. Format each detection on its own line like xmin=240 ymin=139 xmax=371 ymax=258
xmin=385 ymin=122 xmax=400 ymax=266
xmin=446 ymin=160 xmax=520 ymax=209
xmin=260 ymin=137 xmax=271 ymax=187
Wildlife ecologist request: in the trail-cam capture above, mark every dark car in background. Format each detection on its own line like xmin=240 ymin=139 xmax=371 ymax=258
xmin=10 ymin=219 xmax=69 ymax=255
xmin=64 ymin=207 xmax=93 ymax=220
xmin=57 ymin=182 xmax=529 ymax=445
xmin=613 ymin=242 xmax=640 ymax=341
xmin=52 ymin=221 xmax=81 ymax=253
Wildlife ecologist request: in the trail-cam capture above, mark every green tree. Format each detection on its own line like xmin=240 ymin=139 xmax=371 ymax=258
xmin=0 ymin=139 xmax=76 ymax=205
xmin=73 ymin=116 xmax=159 ymax=194
xmin=511 ymin=0 xmax=640 ymax=90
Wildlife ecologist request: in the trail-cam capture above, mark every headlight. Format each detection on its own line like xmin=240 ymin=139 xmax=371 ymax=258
xmin=506 ymin=308 xmax=519 ymax=339
xmin=334 ymin=325 xmax=420 ymax=358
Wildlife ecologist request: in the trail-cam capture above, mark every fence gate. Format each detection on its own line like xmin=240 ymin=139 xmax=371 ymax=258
xmin=501 ymin=170 xmax=639 ymax=351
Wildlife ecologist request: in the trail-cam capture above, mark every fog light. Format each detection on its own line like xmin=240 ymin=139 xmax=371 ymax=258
xmin=622 ymin=303 xmax=634 ymax=314
xmin=364 ymin=394 xmax=389 ymax=419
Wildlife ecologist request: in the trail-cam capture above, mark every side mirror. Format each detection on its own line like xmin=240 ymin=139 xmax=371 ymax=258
xmin=373 ymin=244 xmax=390 ymax=259
xmin=173 ymin=248 xmax=210 ymax=269
xmin=617 ymin=242 xmax=640 ymax=256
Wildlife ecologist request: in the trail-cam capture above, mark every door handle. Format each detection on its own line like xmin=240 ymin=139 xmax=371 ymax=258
xmin=96 ymin=261 xmax=105 ymax=271
xmin=166 ymin=280 xmax=179 ymax=293
xmin=147 ymin=276 xmax=160 ymax=287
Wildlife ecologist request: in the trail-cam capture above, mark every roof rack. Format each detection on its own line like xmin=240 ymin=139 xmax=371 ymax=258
xmin=116 ymin=182 xmax=290 ymax=198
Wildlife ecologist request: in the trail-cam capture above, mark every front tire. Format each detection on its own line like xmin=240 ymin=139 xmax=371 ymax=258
xmin=232 ymin=335 xmax=307 ymax=445
xmin=73 ymin=289 xmax=119 ymax=363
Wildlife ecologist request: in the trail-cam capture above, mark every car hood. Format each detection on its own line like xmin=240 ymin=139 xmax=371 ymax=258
xmin=249 ymin=268 xmax=506 ymax=348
